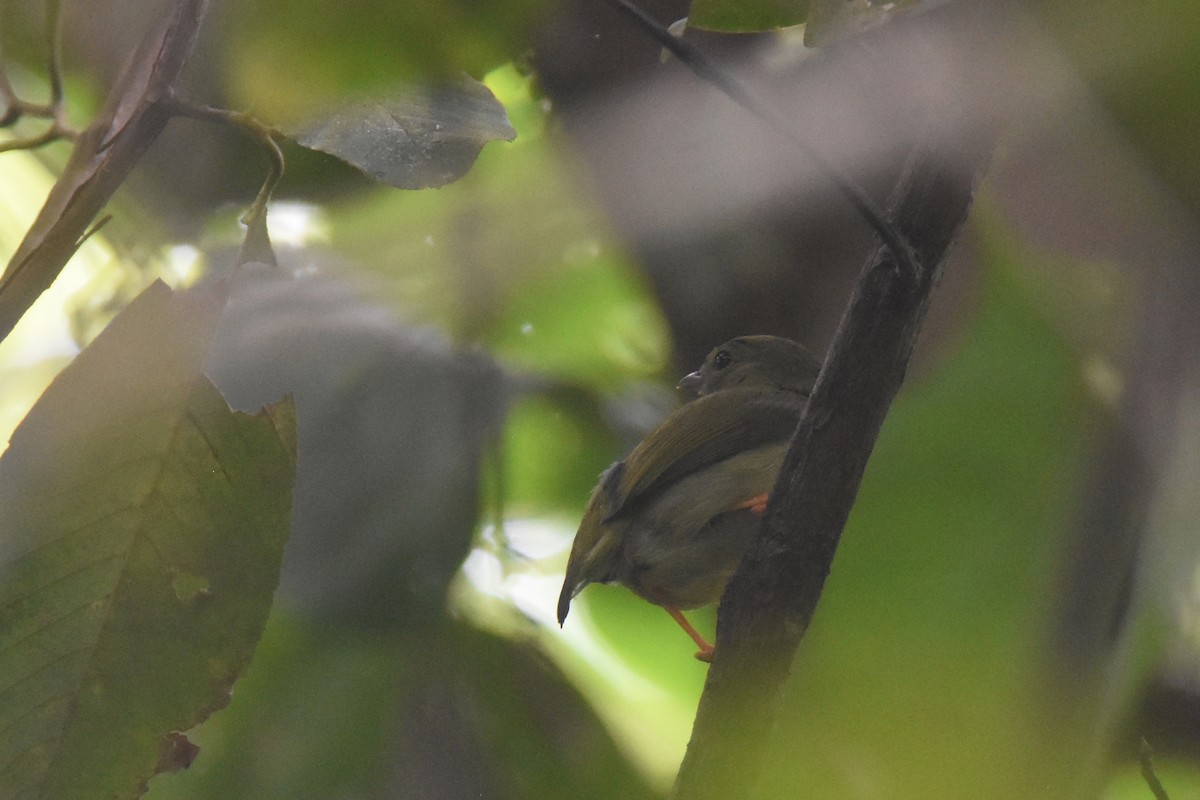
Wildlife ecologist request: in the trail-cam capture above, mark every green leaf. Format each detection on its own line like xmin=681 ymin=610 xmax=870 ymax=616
xmin=689 ymin=0 xmax=808 ymax=33
xmin=0 ymin=280 xmax=297 ymax=799
xmin=287 ymin=77 xmax=516 ymax=190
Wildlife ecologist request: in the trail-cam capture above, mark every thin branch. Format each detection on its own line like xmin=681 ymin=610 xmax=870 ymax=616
xmin=598 ymin=0 xmax=917 ymax=278
xmin=0 ymin=124 xmax=59 ymax=152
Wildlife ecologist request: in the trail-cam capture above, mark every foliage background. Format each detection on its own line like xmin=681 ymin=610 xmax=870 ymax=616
xmin=1 ymin=0 xmax=1199 ymax=797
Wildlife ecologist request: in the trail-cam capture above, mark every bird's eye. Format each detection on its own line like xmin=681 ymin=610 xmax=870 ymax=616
xmin=713 ymin=350 xmax=731 ymax=369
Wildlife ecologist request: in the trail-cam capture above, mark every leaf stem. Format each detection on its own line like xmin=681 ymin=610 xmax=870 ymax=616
xmin=164 ymin=98 xmax=285 ymax=265
xmin=1140 ymin=738 xmax=1172 ymax=800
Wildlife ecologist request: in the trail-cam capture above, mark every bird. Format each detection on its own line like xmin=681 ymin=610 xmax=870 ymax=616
xmin=556 ymin=335 xmax=821 ymax=661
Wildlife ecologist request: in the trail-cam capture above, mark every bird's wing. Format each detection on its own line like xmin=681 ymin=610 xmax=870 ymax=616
xmin=558 ymin=462 xmax=624 ymax=624
xmin=606 ymin=389 xmax=803 ymax=522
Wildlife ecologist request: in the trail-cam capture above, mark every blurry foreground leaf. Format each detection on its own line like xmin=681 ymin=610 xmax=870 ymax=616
xmin=0 ymin=281 xmax=297 ymax=799
xmin=689 ymin=0 xmax=808 ymax=32
xmin=288 ymin=77 xmax=516 ymax=190
xmin=756 ymin=263 xmax=1094 ymax=797
xmin=804 ymin=0 xmax=912 ymax=46
xmin=206 ymin=259 xmax=506 ymax=628
xmin=222 ymin=0 xmax=549 ymax=124
xmin=1035 ymin=0 xmax=1200 ymax=215
xmin=145 ymin=614 xmax=660 ymax=800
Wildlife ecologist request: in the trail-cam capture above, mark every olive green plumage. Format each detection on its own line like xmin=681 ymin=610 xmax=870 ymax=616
xmin=557 ymin=336 xmax=821 ymax=630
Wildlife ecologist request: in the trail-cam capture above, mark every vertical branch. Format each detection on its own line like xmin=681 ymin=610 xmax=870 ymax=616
xmin=673 ymin=145 xmax=990 ymax=800
xmin=670 ymin=6 xmax=999 ymax=797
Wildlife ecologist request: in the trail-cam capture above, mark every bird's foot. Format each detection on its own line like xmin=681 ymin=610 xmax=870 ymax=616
xmin=736 ymin=492 xmax=770 ymax=515
xmin=665 ymin=604 xmax=715 ymax=663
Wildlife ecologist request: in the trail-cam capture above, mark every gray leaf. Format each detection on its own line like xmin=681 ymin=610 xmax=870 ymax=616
xmin=206 ymin=256 xmax=509 ymax=628
xmin=289 ymin=76 xmax=516 ymax=189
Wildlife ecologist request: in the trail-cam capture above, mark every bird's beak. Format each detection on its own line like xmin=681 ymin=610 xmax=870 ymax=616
xmin=677 ymin=370 xmax=703 ymax=394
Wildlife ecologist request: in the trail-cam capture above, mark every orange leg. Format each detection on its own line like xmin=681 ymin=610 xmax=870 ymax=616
xmin=664 ymin=604 xmax=715 ymax=662
xmin=735 ymin=492 xmax=770 ymax=515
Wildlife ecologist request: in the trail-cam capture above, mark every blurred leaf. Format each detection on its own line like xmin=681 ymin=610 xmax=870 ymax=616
xmin=143 ymin=614 xmax=408 ymax=799
xmin=756 ymin=259 xmax=1096 ymax=797
xmin=206 ymin=260 xmax=507 ymax=628
xmin=586 ymin=585 xmax=714 ymax=681
xmin=0 ymin=280 xmax=296 ymax=799
xmin=329 ymin=75 xmax=672 ymax=393
xmin=394 ymin=622 xmax=661 ymax=800
xmin=483 ymin=253 xmax=670 ymax=390
xmin=501 ymin=394 xmax=617 ymax=513
xmin=690 ymin=0 xmax=808 ymax=32
xmin=145 ymin=614 xmax=660 ymax=800
xmin=1037 ymin=0 xmax=1200 ymax=214
xmin=221 ymin=0 xmax=551 ymax=124
xmin=287 ymin=77 xmax=516 ymax=190
xmin=803 ymin=0 xmax=866 ymax=45
xmin=803 ymin=0 xmax=914 ymax=45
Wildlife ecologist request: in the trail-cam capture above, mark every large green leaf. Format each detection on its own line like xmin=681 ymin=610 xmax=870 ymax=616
xmin=0 ymin=280 xmax=296 ymax=799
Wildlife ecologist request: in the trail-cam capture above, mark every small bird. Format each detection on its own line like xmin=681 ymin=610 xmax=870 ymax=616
xmin=557 ymin=335 xmax=821 ymax=661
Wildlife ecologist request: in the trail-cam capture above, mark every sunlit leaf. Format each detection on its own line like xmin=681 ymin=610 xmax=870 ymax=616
xmin=287 ymin=77 xmax=515 ymax=190
xmin=0 ymin=280 xmax=296 ymax=799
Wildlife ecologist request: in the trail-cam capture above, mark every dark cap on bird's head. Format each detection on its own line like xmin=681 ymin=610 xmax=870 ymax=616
xmin=677 ymin=335 xmax=821 ymax=397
